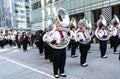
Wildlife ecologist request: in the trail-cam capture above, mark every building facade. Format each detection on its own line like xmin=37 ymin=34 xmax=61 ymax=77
xmin=0 ymin=0 xmax=4 ymax=29
xmin=25 ymin=0 xmax=31 ymax=30
xmin=31 ymin=0 xmax=120 ymax=31
xmin=0 ymin=0 xmax=31 ymax=32
xmin=0 ymin=0 xmax=12 ymax=31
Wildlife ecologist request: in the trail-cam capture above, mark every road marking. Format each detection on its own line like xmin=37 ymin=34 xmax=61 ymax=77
xmin=0 ymin=48 xmax=11 ymax=53
xmin=0 ymin=56 xmax=55 ymax=79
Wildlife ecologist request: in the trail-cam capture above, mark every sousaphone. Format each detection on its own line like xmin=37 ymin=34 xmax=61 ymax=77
xmin=75 ymin=18 xmax=91 ymax=44
xmin=69 ymin=17 xmax=77 ymax=28
xmin=95 ymin=15 xmax=111 ymax=41
xmin=44 ymin=7 xmax=70 ymax=49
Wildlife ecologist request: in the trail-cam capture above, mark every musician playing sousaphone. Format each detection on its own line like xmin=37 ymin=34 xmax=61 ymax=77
xmin=111 ymin=15 xmax=120 ymax=54
xmin=75 ymin=18 xmax=91 ymax=67
xmin=43 ymin=24 xmax=54 ymax=62
xmin=95 ymin=15 xmax=109 ymax=58
xmin=21 ymin=32 xmax=29 ymax=52
xmin=44 ymin=8 xmax=70 ymax=78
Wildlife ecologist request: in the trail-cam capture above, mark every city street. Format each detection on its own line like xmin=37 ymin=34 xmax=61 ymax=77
xmin=1 ymin=0 xmax=120 ymax=79
xmin=0 ymin=44 xmax=119 ymax=79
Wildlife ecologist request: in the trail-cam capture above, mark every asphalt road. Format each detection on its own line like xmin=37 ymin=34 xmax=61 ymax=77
xmin=0 ymin=44 xmax=119 ymax=79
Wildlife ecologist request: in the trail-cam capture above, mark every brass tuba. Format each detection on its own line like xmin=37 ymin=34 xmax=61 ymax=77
xmin=43 ymin=7 xmax=70 ymax=49
xmin=95 ymin=15 xmax=111 ymax=41
xmin=69 ymin=17 xmax=77 ymax=28
xmin=43 ymin=23 xmax=54 ymax=42
xmin=12 ymin=30 xmax=17 ymax=35
xmin=110 ymin=15 xmax=120 ymax=36
xmin=75 ymin=18 xmax=92 ymax=44
xmin=107 ymin=24 xmax=113 ymax=32
xmin=87 ymin=22 xmax=94 ymax=37
xmin=111 ymin=15 xmax=120 ymax=26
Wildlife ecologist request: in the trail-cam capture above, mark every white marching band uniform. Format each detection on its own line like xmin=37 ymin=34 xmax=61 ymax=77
xmin=69 ymin=29 xmax=78 ymax=58
xmin=0 ymin=34 xmax=4 ymax=41
xmin=111 ymin=26 xmax=120 ymax=54
xmin=98 ymin=29 xmax=108 ymax=38
xmin=45 ymin=29 xmax=67 ymax=77
xmin=69 ymin=30 xmax=76 ymax=40
xmin=75 ymin=29 xmax=90 ymax=67
xmin=0 ymin=34 xmax=5 ymax=48
xmin=7 ymin=34 xmax=11 ymax=40
xmin=76 ymin=30 xmax=90 ymax=42
xmin=11 ymin=34 xmax=16 ymax=41
xmin=112 ymin=27 xmax=118 ymax=36
xmin=97 ymin=28 xmax=108 ymax=58
xmin=43 ymin=32 xmax=50 ymax=42
xmin=46 ymin=30 xmax=67 ymax=44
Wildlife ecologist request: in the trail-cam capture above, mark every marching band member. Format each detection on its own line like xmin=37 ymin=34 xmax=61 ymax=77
xmin=112 ymin=22 xmax=119 ymax=54
xmin=43 ymin=25 xmax=53 ymax=63
xmin=0 ymin=32 xmax=5 ymax=48
xmin=43 ymin=28 xmax=50 ymax=59
xmin=28 ymin=32 xmax=32 ymax=47
xmin=11 ymin=33 xmax=16 ymax=46
xmin=22 ymin=32 xmax=29 ymax=52
xmin=7 ymin=34 xmax=13 ymax=46
xmin=16 ymin=32 xmax=22 ymax=49
xmin=43 ymin=28 xmax=53 ymax=62
xmin=34 ymin=31 xmax=39 ymax=48
xmin=95 ymin=15 xmax=109 ymax=58
xmin=98 ymin=23 xmax=108 ymax=58
xmin=111 ymin=15 xmax=120 ymax=54
xmin=46 ymin=22 xmax=67 ymax=78
xmin=69 ymin=25 xmax=78 ymax=58
xmin=76 ymin=21 xmax=90 ymax=67
xmin=37 ymin=30 xmax=44 ymax=55
xmin=43 ymin=27 xmax=53 ymax=62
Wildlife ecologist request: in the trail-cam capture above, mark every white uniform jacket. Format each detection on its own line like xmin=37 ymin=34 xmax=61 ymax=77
xmin=46 ymin=30 xmax=67 ymax=44
xmin=98 ymin=29 xmax=108 ymax=38
xmin=112 ymin=27 xmax=118 ymax=36
xmin=76 ymin=30 xmax=90 ymax=42
xmin=69 ymin=30 xmax=76 ymax=40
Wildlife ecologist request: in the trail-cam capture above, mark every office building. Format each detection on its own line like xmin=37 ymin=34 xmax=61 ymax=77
xmin=31 ymin=0 xmax=120 ymax=31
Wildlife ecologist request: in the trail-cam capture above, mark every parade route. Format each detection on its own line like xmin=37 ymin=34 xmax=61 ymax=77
xmin=0 ymin=44 xmax=119 ymax=79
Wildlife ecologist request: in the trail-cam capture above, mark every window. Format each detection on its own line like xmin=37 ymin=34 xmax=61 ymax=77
xmin=15 ymin=4 xmax=21 ymax=7
xmin=15 ymin=9 xmax=19 ymax=13
xmin=21 ymin=10 xmax=25 ymax=13
xmin=44 ymin=0 xmax=53 ymax=6
xmin=32 ymin=2 xmax=38 ymax=10
xmin=25 ymin=0 xmax=29 ymax=2
xmin=31 ymin=1 xmax=41 ymax=9
xmin=26 ymin=13 xmax=29 ymax=15
xmin=55 ymin=0 xmax=59 ymax=2
xmin=26 ymin=5 xmax=30 ymax=9
xmin=21 ymin=16 xmax=26 ymax=18
xmin=38 ymin=1 xmax=41 ymax=8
